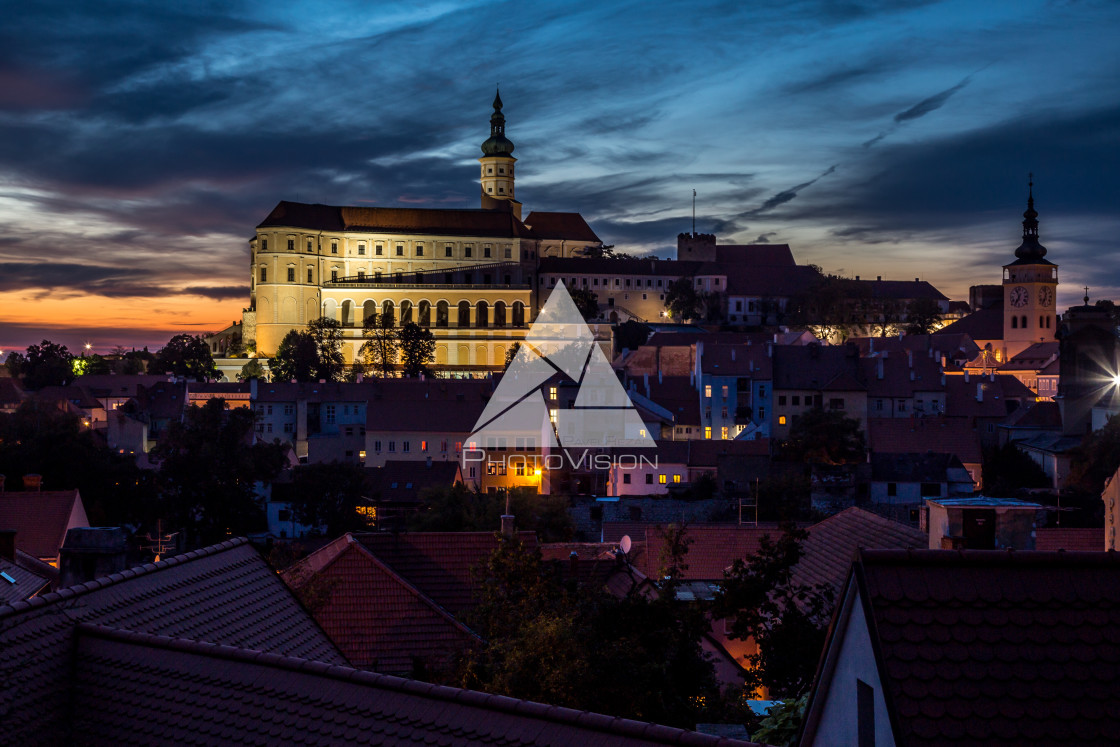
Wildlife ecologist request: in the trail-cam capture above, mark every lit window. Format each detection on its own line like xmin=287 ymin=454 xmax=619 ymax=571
xmin=549 ymin=387 xmax=557 ymax=400
xmin=721 ymin=427 xmax=729 ymax=439
xmin=705 ymin=385 xmax=712 ymax=398
xmin=673 ymin=474 xmax=681 ymax=483
xmin=704 ymin=427 xmax=712 ymax=439
xmin=659 ymin=474 xmax=667 ymax=484
xmin=779 ymin=415 xmax=787 ymax=425
xmin=421 ymin=440 xmax=428 ymax=452
xmin=358 ymin=450 xmax=366 ymax=461
xmin=549 ymin=409 xmax=558 ymax=424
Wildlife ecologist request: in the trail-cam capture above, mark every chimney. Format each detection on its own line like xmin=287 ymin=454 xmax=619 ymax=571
xmin=22 ymin=474 xmax=42 ymax=491
xmin=877 ymin=358 xmax=884 ymax=380
xmin=977 ymin=383 xmax=984 ymax=402
xmin=855 ymin=275 xmax=860 ymax=281
xmin=0 ymin=530 xmax=15 ymax=561
xmin=500 ymin=514 xmax=516 ymax=539
xmin=569 ymin=550 xmax=579 ymax=577
xmin=59 ymin=527 xmax=129 ymax=589
xmin=877 ymin=275 xmax=882 ymax=281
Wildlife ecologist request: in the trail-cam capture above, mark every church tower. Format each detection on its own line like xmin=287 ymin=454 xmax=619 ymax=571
xmin=479 ymin=89 xmax=522 ymax=219
xmin=1002 ymin=178 xmax=1058 ymax=360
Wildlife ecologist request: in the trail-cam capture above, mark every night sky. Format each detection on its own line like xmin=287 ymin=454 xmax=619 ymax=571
xmin=1 ymin=0 xmax=1118 ymax=353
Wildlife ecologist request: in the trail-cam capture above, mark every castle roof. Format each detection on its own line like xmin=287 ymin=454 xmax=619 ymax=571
xmin=258 ymin=200 xmax=536 ymax=239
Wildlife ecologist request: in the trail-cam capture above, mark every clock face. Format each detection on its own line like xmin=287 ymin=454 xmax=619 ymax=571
xmin=1039 ymin=287 xmax=1054 ymax=307
xmin=1010 ymin=286 xmax=1029 ymax=308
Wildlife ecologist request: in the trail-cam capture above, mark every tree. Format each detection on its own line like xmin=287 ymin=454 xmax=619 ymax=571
xmin=361 ymin=312 xmax=398 ymax=377
xmin=0 ymin=398 xmax=155 ymax=529
xmin=614 ymin=320 xmax=651 ymax=352
xmin=150 ymin=398 xmax=288 ymax=545
xmin=712 ymin=526 xmax=835 ymax=699
xmin=399 ymin=321 xmax=436 ymax=377
xmin=982 ymin=442 xmax=1051 ymax=497
xmin=289 ymin=461 xmax=371 ymax=536
xmin=904 ymin=297 xmax=943 ymax=335
xmin=782 ymin=409 xmax=866 ymax=464
xmin=459 ymin=531 xmax=719 ymax=727
xmin=10 ymin=340 xmax=75 ymax=390
xmin=238 ymin=358 xmax=267 ymax=381
xmin=569 ymin=288 xmax=600 ymax=321
xmin=270 ymin=330 xmax=318 ymax=382
xmin=152 ymin=334 xmax=218 ymax=380
xmin=580 ymin=244 xmax=632 ymax=260
xmin=307 ymin=317 xmax=345 ymax=381
xmin=665 ymin=277 xmax=702 ymax=321
xmin=504 ymin=342 xmax=521 ymax=368
xmin=83 ymin=353 xmax=114 ymax=376
xmin=409 ymin=484 xmax=574 ymax=542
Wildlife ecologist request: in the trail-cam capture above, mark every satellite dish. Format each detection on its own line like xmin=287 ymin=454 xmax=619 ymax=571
xmin=619 ymin=535 xmax=632 ymax=554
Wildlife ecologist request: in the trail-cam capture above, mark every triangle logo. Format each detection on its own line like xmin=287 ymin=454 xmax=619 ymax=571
xmin=468 ymin=281 xmax=655 ymax=450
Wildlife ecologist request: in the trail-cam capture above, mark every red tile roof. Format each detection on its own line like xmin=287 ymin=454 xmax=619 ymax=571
xmin=791 ymin=508 xmax=926 ymax=593
xmin=867 ymin=417 xmax=983 ymax=465
xmin=283 ymin=534 xmax=479 ymax=672
xmin=642 ymin=525 xmax=774 ymax=580
xmin=0 ymin=377 xmax=26 ymax=408
xmin=525 ymin=211 xmax=602 ymax=243
xmin=72 ymin=624 xmax=759 ymax=746
xmin=772 ymin=344 xmax=865 ymax=392
xmin=258 ymin=200 xmax=537 ymax=238
xmin=0 ymin=490 xmax=87 ymax=560
xmin=354 ymin=531 xmax=538 ymax=615
xmin=1035 ymin=527 xmax=1103 ymax=552
xmin=935 ymin=305 xmax=1004 ymax=341
xmin=841 ymin=549 xmax=1120 ymax=746
xmin=0 ymin=538 xmax=344 ymax=745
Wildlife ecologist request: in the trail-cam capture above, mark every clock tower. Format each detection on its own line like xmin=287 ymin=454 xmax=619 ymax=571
xmin=1002 ymin=178 xmax=1058 ymax=360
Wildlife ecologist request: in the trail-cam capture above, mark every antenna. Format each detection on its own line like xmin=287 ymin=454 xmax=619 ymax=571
xmin=692 ymin=189 xmax=696 ymax=234
xmin=619 ymin=535 xmax=632 ymax=555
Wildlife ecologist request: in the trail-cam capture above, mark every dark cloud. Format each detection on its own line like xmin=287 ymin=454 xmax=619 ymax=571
xmin=744 ymin=165 xmax=838 ymax=217
xmin=181 ymin=285 xmax=248 ymax=300
xmin=893 ymin=75 xmax=972 ymax=123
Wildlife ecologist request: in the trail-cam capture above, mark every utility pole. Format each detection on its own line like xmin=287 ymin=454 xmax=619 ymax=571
xmin=692 ymin=189 xmax=696 ymax=235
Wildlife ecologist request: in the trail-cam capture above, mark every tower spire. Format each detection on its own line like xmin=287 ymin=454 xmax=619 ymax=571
xmin=1014 ymin=173 xmax=1046 ymax=260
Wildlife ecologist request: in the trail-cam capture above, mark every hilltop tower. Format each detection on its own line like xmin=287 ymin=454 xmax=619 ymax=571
xmin=479 ymin=89 xmax=521 ymax=219
xmin=1002 ymin=178 xmax=1058 ymax=360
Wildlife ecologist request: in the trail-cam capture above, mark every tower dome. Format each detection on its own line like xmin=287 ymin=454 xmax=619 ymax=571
xmin=481 ymin=90 xmax=515 ymax=157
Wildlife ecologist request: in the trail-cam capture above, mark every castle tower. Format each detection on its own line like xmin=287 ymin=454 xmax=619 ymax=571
xmin=1002 ymin=177 xmax=1058 ymax=360
xmin=479 ymin=89 xmax=522 ymax=219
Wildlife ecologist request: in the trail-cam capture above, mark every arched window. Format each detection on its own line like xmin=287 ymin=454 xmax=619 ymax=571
xmin=362 ymin=300 xmax=377 ymax=325
xmin=476 ymin=301 xmax=489 ymax=328
xmin=382 ymin=300 xmax=395 ymax=326
xmin=494 ymin=301 xmax=506 ymax=328
xmin=458 ymin=301 xmax=471 ymax=328
xmin=513 ymin=301 xmax=525 ymax=327
xmin=1039 ymin=315 xmax=1044 ymax=329
xmin=1021 ymin=315 xmax=1027 ymax=328
xmin=400 ymin=300 xmax=413 ymax=325
xmin=418 ymin=300 xmax=431 ymax=327
xmin=1012 ymin=316 xmax=1018 ymax=329
xmin=341 ymin=300 xmax=353 ymax=327
xmin=436 ymin=301 xmax=449 ymax=328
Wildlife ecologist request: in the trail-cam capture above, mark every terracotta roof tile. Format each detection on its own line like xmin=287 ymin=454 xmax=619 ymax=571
xmin=71 ymin=624 xmax=760 ymax=746
xmin=283 ymin=535 xmax=479 ymax=672
xmin=354 ymin=531 xmax=538 ymax=615
xmin=258 ymin=200 xmax=537 ymax=239
xmin=525 ymin=211 xmax=601 ymax=243
xmin=1035 ymin=527 xmax=1103 ymax=552
xmin=0 ymin=490 xmax=87 ymax=560
xmin=855 ymin=549 xmax=1120 ymax=746
xmin=867 ymin=417 xmax=983 ymax=465
xmin=792 ymin=508 xmax=927 ymax=593
xmin=935 ymin=305 xmax=1004 ymax=341
xmin=0 ymin=538 xmax=344 ymax=745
